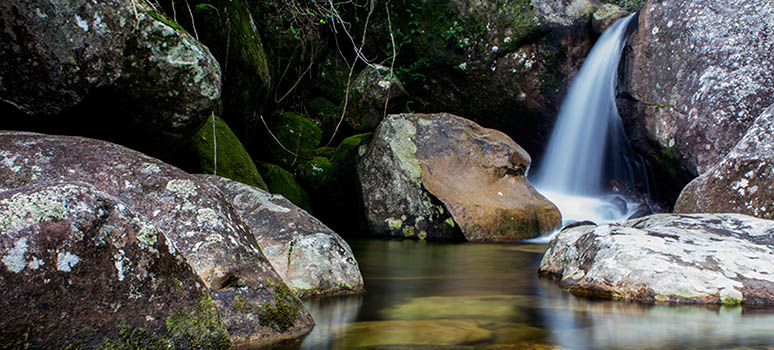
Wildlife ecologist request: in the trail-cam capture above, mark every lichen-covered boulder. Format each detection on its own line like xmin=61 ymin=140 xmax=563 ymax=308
xmin=0 ymin=0 xmax=221 ymax=155
xmin=539 ymin=213 xmax=774 ymax=305
xmin=188 ymin=115 xmax=267 ymax=190
xmin=0 ymin=182 xmax=231 ymax=349
xmin=0 ymin=133 xmax=313 ymax=347
xmin=200 ymin=175 xmax=365 ymax=298
xmin=345 ymin=64 xmax=407 ymax=132
xmin=675 ymin=105 xmax=774 ymax=219
xmin=358 ymin=113 xmax=561 ymax=242
xmin=620 ymin=0 xmax=774 ymax=176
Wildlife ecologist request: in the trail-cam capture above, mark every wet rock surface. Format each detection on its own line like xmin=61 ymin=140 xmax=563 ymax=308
xmin=0 ymin=0 xmax=221 ymax=155
xmin=200 ymin=175 xmax=365 ymax=298
xmin=0 ymin=182 xmax=231 ymax=349
xmin=620 ymin=0 xmax=774 ymax=176
xmin=539 ymin=213 xmax=774 ymax=305
xmin=675 ymin=105 xmax=774 ymax=220
xmin=0 ymin=132 xmax=313 ymax=346
xmin=358 ymin=113 xmax=561 ymax=242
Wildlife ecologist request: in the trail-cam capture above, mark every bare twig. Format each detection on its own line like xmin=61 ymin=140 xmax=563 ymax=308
xmin=185 ymin=0 xmax=198 ymax=40
xmin=211 ymin=112 xmax=218 ymax=175
xmin=382 ymin=0 xmax=397 ymax=119
xmin=326 ymin=0 xmax=376 ymax=147
xmin=259 ymin=115 xmax=313 ymax=161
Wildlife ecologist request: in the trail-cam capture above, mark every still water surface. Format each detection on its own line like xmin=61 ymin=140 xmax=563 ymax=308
xmin=282 ymin=240 xmax=774 ymax=350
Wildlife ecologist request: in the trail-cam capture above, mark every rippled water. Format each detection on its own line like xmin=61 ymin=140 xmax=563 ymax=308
xmin=273 ymin=240 xmax=774 ymax=350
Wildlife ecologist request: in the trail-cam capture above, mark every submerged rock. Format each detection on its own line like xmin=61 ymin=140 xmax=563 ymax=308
xmin=358 ymin=113 xmax=561 ymax=242
xmin=200 ymin=175 xmax=365 ymax=298
xmin=675 ymin=105 xmax=774 ymax=219
xmin=620 ymin=0 xmax=774 ymax=176
xmin=335 ymin=320 xmax=493 ymax=348
xmin=0 ymin=0 xmax=221 ymax=155
xmin=539 ymin=213 xmax=774 ymax=305
xmin=0 ymin=133 xmax=313 ymax=346
xmin=0 ymin=182 xmax=231 ymax=349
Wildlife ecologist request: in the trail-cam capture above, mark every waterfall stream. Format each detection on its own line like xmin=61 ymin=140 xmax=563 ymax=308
xmin=530 ymin=14 xmax=645 ymax=229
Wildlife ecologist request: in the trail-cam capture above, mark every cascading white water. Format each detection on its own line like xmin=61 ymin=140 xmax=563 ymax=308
xmin=531 ymin=14 xmax=642 ymax=229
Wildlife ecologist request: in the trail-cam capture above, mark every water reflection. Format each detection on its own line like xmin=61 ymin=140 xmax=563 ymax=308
xmin=538 ymin=280 xmax=774 ymax=349
xmin=284 ymin=240 xmax=774 ymax=350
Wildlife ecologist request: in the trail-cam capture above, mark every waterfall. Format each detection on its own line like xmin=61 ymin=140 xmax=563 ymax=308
xmin=530 ymin=14 xmax=644 ymax=227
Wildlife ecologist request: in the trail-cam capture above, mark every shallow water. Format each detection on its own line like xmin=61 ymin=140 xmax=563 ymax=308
xmin=277 ymin=240 xmax=774 ymax=350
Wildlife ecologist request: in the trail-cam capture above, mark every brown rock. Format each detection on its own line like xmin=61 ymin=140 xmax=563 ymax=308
xmin=0 ymin=132 xmax=313 ymax=347
xmin=358 ymin=113 xmax=561 ymax=242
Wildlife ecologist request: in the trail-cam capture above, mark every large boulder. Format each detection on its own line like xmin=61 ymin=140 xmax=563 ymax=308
xmin=0 ymin=0 xmax=221 ymax=156
xmin=675 ymin=105 xmax=774 ymax=219
xmin=539 ymin=213 xmax=774 ymax=305
xmin=619 ymin=0 xmax=774 ymax=177
xmin=0 ymin=132 xmax=313 ymax=347
xmin=358 ymin=113 xmax=561 ymax=242
xmin=0 ymin=182 xmax=231 ymax=349
xmin=200 ymin=175 xmax=365 ymax=298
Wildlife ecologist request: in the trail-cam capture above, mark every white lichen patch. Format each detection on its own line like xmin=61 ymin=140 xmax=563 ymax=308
xmin=2 ymin=237 xmax=29 ymax=273
xmin=141 ymin=162 xmax=161 ymax=174
xmin=386 ymin=218 xmax=403 ymax=231
xmin=135 ymin=221 xmax=159 ymax=248
xmin=165 ymin=179 xmax=198 ymax=199
xmin=56 ymin=251 xmax=80 ymax=272
xmin=196 ymin=208 xmax=222 ymax=227
xmin=0 ymin=186 xmax=71 ymax=232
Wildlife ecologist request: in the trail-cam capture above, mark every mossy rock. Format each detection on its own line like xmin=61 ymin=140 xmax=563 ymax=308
xmin=601 ymin=0 xmax=645 ymax=12
xmin=306 ymin=97 xmax=341 ymax=138
xmin=190 ymin=116 xmax=267 ymax=190
xmin=298 ymin=133 xmax=372 ymax=233
xmin=158 ymin=0 xmax=272 ymax=144
xmin=314 ymin=146 xmax=336 ymax=159
xmin=96 ymin=297 xmax=233 ymax=350
xmin=264 ymin=112 xmax=323 ymax=169
xmin=310 ymin=55 xmax=350 ymax=104
xmin=257 ymin=162 xmax=313 ymax=213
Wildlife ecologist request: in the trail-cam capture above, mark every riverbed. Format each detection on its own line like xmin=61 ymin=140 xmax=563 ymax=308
xmin=278 ymin=240 xmax=774 ymax=350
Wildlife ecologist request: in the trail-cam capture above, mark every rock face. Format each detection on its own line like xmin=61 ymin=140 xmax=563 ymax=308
xmin=0 ymin=133 xmax=313 ymax=347
xmin=345 ymin=64 xmax=407 ymax=132
xmin=675 ymin=105 xmax=774 ymax=219
xmin=358 ymin=113 xmax=561 ymax=242
xmin=0 ymin=0 xmax=221 ymax=155
xmin=620 ymin=0 xmax=774 ymax=176
xmin=539 ymin=213 xmax=774 ymax=305
xmin=201 ymin=175 xmax=364 ymax=298
xmin=0 ymin=182 xmax=232 ymax=348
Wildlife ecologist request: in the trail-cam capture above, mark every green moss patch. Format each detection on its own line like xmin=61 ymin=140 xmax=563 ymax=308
xmin=265 ymin=112 xmax=323 ymax=169
xmin=97 ymin=297 xmax=232 ymax=350
xmin=257 ymin=162 xmax=313 ymax=213
xmin=231 ymin=284 xmax=302 ymax=333
xmin=190 ymin=116 xmax=267 ymax=190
